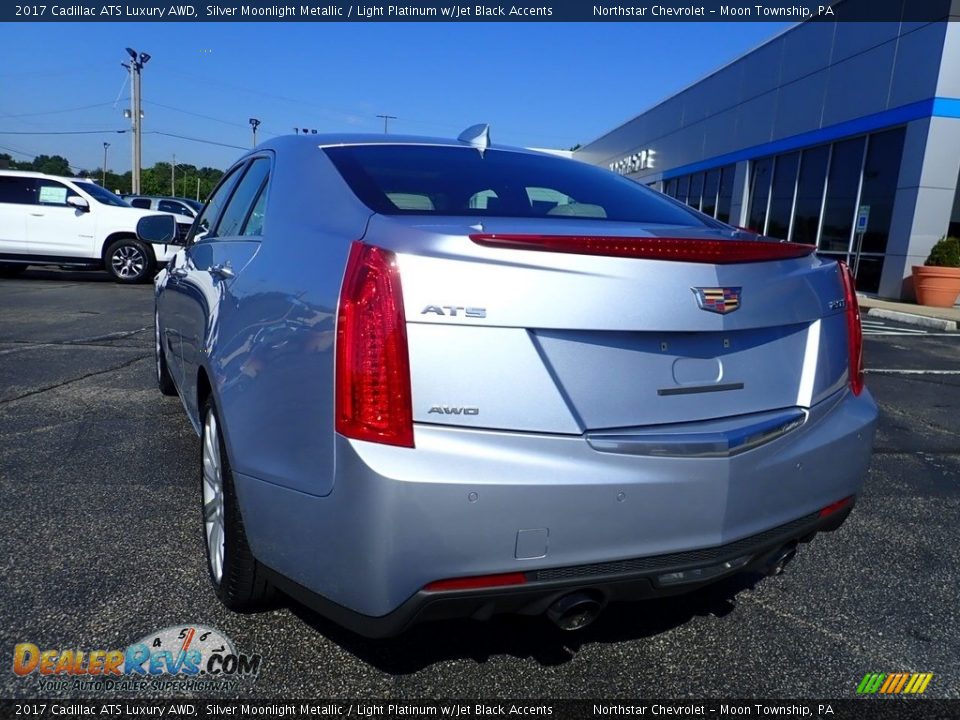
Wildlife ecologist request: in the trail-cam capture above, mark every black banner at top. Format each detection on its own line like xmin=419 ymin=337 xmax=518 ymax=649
xmin=2 ymin=700 xmax=960 ymax=719
xmin=3 ymin=0 xmax=958 ymax=22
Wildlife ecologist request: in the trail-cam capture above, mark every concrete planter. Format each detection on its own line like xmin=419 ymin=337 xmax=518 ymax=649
xmin=912 ymin=265 xmax=960 ymax=308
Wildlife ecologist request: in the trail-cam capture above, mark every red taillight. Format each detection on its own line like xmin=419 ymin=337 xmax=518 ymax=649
xmin=335 ymin=241 xmax=414 ymax=448
xmin=838 ymin=261 xmax=864 ymax=396
xmin=424 ymin=572 xmax=528 ymax=592
xmin=819 ymin=496 xmax=854 ymax=518
xmin=469 ymin=234 xmax=815 ymax=264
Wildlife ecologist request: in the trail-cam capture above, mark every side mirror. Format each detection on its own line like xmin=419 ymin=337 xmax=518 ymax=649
xmin=67 ymin=196 xmax=89 ymax=212
xmin=136 ymin=214 xmax=177 ymax=245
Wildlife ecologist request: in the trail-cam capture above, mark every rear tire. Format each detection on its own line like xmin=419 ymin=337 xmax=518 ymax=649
xmin=104 ymin=237 xmax=154 ymax=283
xmin=155 ymin=309 xmax=177 ymax=396
xmin=201 ymin=398 xmax=274 ymax=610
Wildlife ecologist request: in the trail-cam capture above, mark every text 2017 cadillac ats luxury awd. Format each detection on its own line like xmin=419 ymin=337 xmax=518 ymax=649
xmin=142 ymin=127 xmax=877 ymax=636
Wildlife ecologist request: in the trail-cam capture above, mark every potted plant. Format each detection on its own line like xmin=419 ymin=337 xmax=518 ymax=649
xmin=913 ymin=236 xmax=960 ymax=307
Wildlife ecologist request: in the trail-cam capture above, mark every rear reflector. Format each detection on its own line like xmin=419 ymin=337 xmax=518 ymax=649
xmin=819 ymin=496 xmax=854 ymax=518
xmin=838 ymin=261 xmax=864 ymax=396
xmin=470 ymin=234 xmax=816 ymax=264
xmin=424 ymin=572 xmax=528 ymax=592
xmin=335 ymin=242 xmax=414 ymax=448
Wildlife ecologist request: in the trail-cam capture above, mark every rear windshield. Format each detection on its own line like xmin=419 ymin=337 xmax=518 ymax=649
xmin=324 ymin=145 xmax=708 ymax=226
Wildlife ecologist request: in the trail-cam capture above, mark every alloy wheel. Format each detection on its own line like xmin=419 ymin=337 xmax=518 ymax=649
xmin=111 ymin=244 xmax=145 ymax=279
xmin=202 ymin=410 xmax=225 ymax=584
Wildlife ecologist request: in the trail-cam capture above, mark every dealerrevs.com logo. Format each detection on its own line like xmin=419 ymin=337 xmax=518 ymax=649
xmin=12 ymin=625 xmax=261 ymax=693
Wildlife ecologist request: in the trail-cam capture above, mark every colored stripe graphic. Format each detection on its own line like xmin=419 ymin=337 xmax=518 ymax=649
xmin=857 ymin=673 xmax=886 ymax=694
xmin=857 ymin=673 xmax=933 ymax=695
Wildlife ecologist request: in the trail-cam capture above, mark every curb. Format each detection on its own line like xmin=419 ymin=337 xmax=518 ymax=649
xmin=866 ymin=308 xmax=958 ymax=332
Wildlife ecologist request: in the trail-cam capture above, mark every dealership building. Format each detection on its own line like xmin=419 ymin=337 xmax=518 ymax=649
xmin=575 ymin=18 xmax=960 ymax=299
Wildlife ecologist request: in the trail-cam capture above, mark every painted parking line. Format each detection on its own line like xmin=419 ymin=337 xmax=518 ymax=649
xmin=861 ymin=319 xmax=957 ymax=337
xmin=866 ymin=369 xmax=960 ymax=375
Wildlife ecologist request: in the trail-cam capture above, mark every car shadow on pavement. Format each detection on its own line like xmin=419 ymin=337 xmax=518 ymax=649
xmin=5 ymin=268 xmax=115 ymax=283
xmin=285 ymin=571 xmax=767 ymax=673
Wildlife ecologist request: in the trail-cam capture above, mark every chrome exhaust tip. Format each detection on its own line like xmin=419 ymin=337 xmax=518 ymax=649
xmin=765 ymin=543 xmax=798 ymax=577
xmin=546 ymin=591 xmax=604 ymax=631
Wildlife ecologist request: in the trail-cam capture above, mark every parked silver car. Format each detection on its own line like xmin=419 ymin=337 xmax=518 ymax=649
xmin=142 ymin=127 xmax=877 ymax=636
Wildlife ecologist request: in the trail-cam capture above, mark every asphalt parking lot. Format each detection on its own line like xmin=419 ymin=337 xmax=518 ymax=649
xmin=1 ymin=268 xmax=958 ymax=700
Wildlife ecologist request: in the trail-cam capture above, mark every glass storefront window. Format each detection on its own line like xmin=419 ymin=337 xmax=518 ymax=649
xmin=747 ymin=158 xmax=773 ymax=233
xmin=702 ymin=169 xmax=719 ymax=218
xmin=664 ymin=178 xmax=677 ymax=198
xmin=951 ymin=162 xmax=960 ymax=237
xmin=766 ymin=152 xmax=799 ymax=241
xmin=791 ymin=145 xmax=829 ymax=245
xmin=676 ymin=175 xmax=689 ymax=205
xmin=688 ymin=172 xmax=704 ymax=211
xmin=819 ymin=137 xmax=865 ymax=254
xmin=717 ymin=165 xmax=734 ymax=224
xmin=854 ymin=255 xmax=885 ymax=294
xmin=856 ymin=127 xmax=905 ymax=255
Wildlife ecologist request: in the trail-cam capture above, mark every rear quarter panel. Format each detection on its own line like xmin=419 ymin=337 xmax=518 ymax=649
xmin=207 ymin=143 xmax=374 ymax=498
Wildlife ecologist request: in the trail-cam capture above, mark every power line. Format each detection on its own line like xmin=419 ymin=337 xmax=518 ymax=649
xmin=0 ymin=101 xmax=124 ymax=120
xmin=0 ymin=142 xmax=87 ymax=174
xmin=145 ymin=131 xmax=247 ymax=150
xmin=0 ymin=143 xmax=36 ymax=157
xmin=0 ymin=127 xmax=247 ymax=150
xmin=0 ymin=64 xmax=104 ymax=79
xmin=144 ymin=100 xmax=250 ymax=129
xmin=143 ymin=100 xmax=279 ymax=137
xmin=0 ymin=129 xmax=128 ymax=135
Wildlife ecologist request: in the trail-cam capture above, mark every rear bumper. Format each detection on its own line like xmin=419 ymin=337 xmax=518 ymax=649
xmin=266 ymin=503 xmax=853 ymax=638
xmin=234 ymin=387 xmax=877 ymax=633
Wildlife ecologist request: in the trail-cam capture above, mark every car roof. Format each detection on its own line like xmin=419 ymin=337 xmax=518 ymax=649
xmin=0 ymin=169 xmax=79 ymax=183
xmin=255 ymin=132 xmax=550 ymax=158
xmin=123 ymin=194 xmax=193 ymax=201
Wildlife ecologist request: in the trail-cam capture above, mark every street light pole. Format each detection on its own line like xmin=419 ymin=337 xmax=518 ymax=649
xmin=249 ymin=118 xmax=261 ymax=147
xmin=102 ymin=142 xmax=110 ymax=186
xmin=171 ymin=153 xmax=175 ymax=196
xmin=376 ymin=114 xmax=397 ymax=133
xmin=123 ymin=47 xmax=150 ymax=194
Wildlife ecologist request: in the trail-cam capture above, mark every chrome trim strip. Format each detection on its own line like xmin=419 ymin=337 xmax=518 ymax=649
xmin=657 ymin=382 xmax=744 ymax=397
xmin=587 ymin=408 xmax=807 ymax=458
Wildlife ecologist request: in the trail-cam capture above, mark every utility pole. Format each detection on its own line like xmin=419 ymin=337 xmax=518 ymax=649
xmin=122 ymin=47 xmax=150 ymax=194
xmin=171 ymin=153 xmax=175 ymax=196
xmin=196 ymin=177 xmax=200 ymax=201
xmin=102 ymin=142 xmax=109 ymax=186
xmin=377 ymin=114 xmax=397 ymax=134
xmin=249 ymin=118 xmax=261 ymax=147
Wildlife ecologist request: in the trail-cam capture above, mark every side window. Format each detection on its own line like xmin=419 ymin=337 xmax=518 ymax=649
xmin=129 ymin=198 xmax=152 ymax=209
xmin=0 ymin=176 xmax=36 ymax=205
xmin=468 ymin=190 xmax=497 ymax=210
xmin=213 ymin=157 xmax=271 ymax=238
xmin=158 ymin=199 xmax=193 ymax=217
xmin=188 ymin=165 xmax=244 ymax=243
xmin=526 ymin=186 xmax=574 ymax=214
xmin=241 ymin=183 xmax=268 ymax=236
xmin=36 ymin=180 xmax=77 ymax=206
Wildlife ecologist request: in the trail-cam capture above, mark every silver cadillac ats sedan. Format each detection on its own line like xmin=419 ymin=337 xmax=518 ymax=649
xmin=143 ymin=127 xmax=877 ymax=636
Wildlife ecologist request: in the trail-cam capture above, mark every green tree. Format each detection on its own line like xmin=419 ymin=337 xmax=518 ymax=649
xmin=32 ymin=154 xmax=72 ymax=176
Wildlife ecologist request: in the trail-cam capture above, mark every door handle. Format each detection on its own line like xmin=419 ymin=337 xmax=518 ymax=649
xmin=209 ymin=263 xmax=235 ymax=280
xmin=170 ymin=267 xmax=188 ymax=278
xmin=30 ymin=213 xmax=44 ymax=217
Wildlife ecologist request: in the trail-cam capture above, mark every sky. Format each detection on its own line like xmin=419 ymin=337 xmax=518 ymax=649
xmin=0 ymin=21 xmax=792 ymax=173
